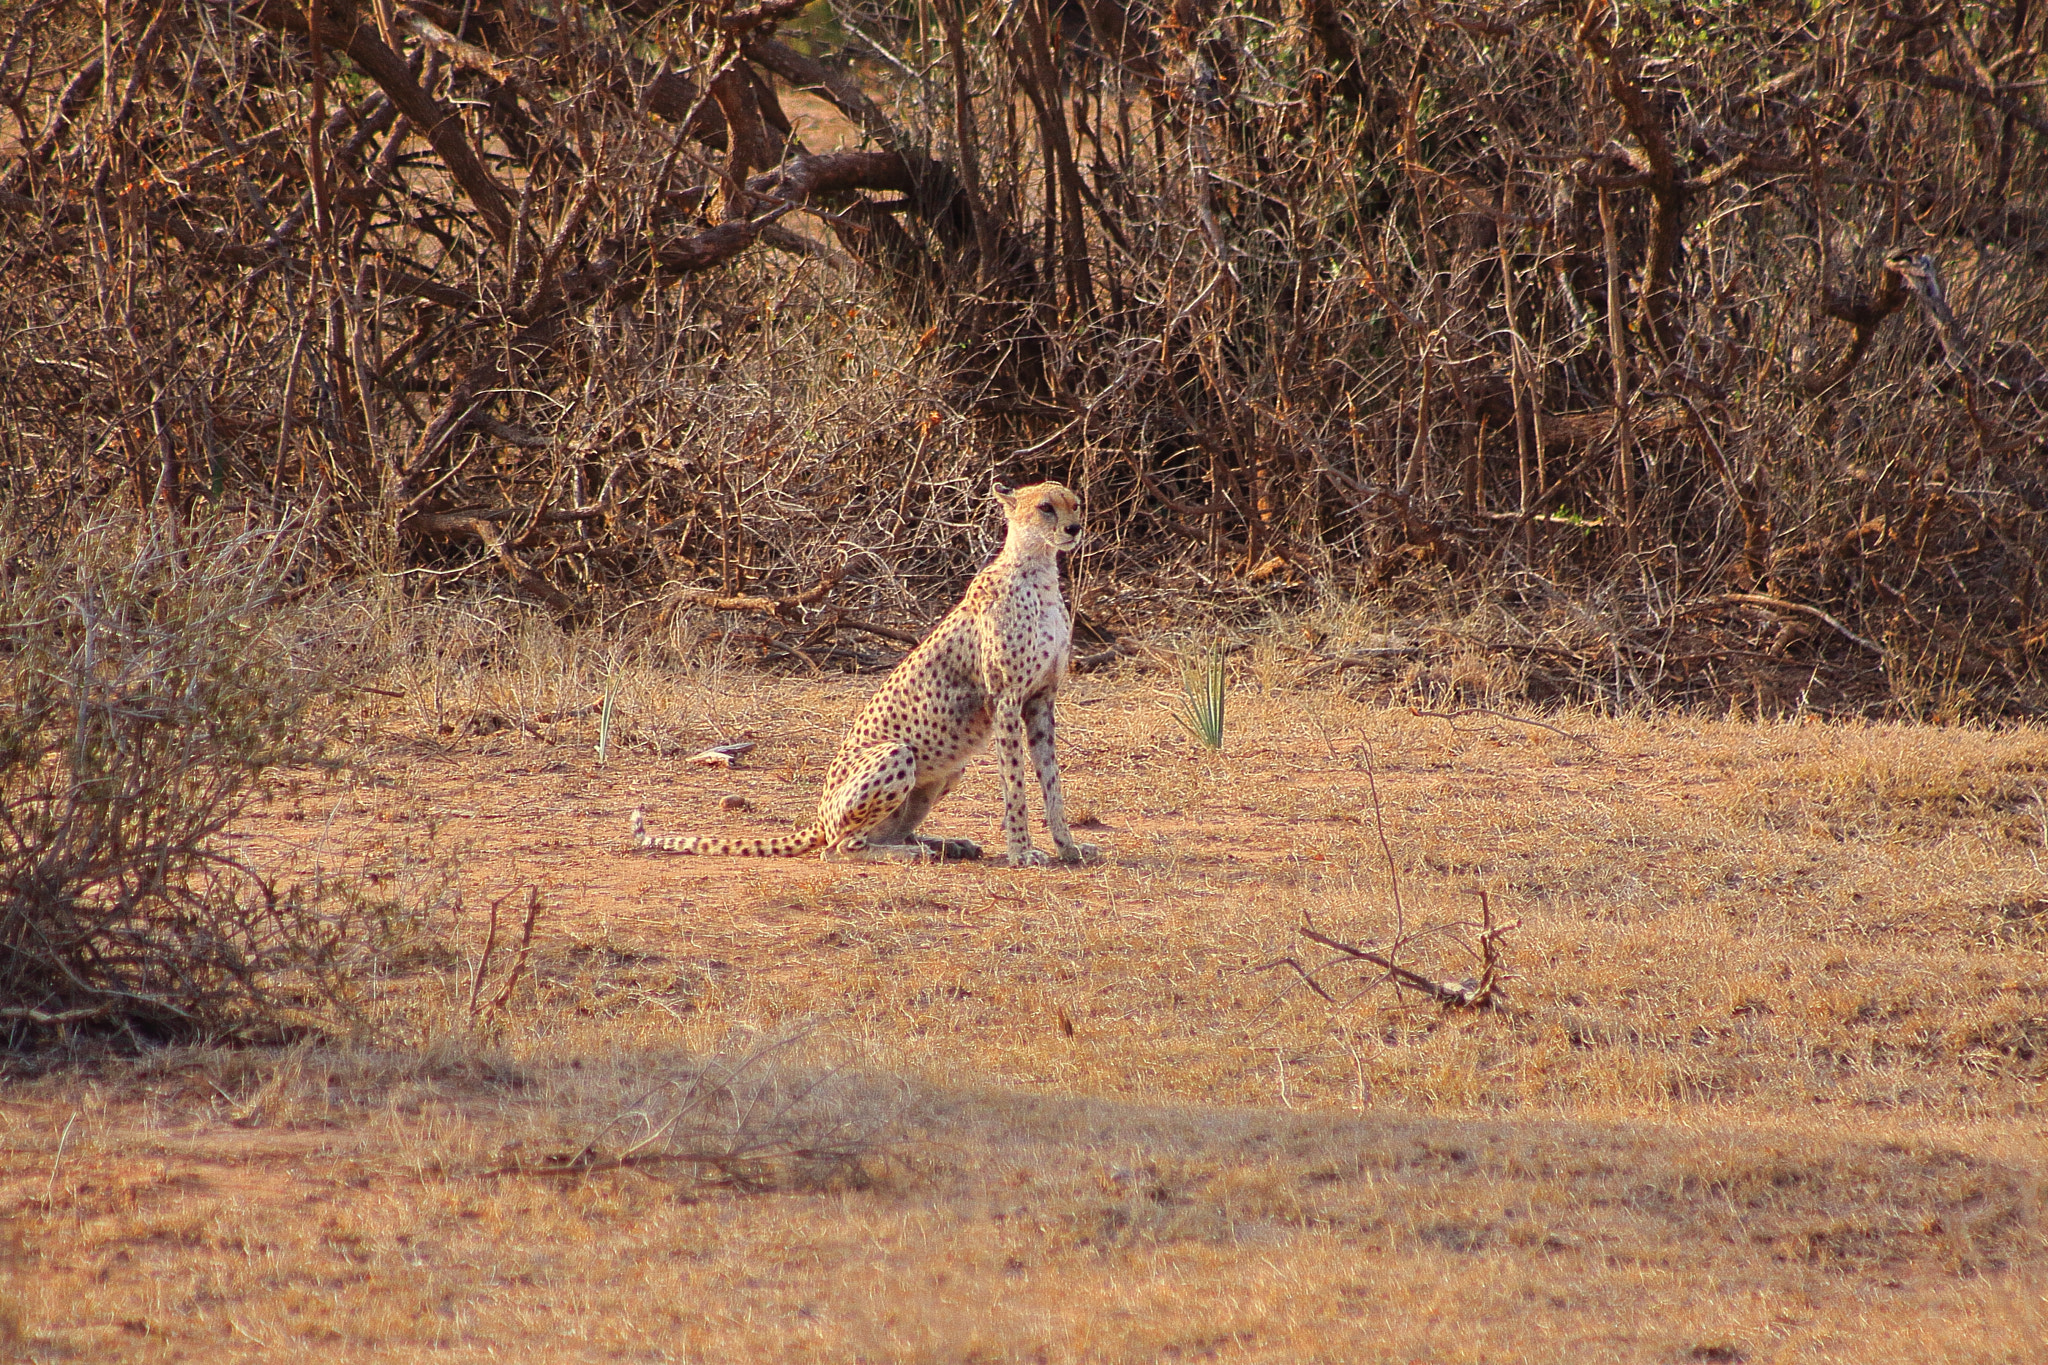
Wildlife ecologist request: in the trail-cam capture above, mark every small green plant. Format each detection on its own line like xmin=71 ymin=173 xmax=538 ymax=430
xmin=597 ymin=664 xmax=620 ymax=767
xmin=1173 ymin=645 xmax=1229 ymax=750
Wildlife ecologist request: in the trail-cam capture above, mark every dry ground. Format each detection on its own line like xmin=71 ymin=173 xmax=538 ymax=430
xmin=6 ymin=653 xmax=2048 ymax=1363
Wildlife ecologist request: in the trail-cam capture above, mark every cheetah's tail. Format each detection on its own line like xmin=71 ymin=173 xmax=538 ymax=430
xmin=628 ymin=808 xmax=828 ymax=857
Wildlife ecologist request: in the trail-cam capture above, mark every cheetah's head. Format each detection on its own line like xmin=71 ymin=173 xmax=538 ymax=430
xmin=993 ymin=481 xmax=1084 ymax=554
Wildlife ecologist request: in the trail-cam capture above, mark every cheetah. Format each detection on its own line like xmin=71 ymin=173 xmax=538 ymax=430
xmin=630 ymin=481 xmax=1101 ymax=867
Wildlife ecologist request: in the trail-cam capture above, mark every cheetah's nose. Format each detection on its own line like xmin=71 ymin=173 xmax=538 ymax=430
xmin=1063 ymin=523 xmax=1080 ymax=536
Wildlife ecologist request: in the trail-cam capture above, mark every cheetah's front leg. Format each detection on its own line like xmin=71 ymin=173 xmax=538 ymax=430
xmin=992 ymin=697 xmax=1048 ymax=866
xmin=1024 ymin=691 xmax=1099 ymax=864
xmin=994 ymin=695 xmax=1096 ymax=866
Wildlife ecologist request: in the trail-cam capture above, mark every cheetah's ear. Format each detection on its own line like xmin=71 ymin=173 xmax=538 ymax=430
xmin=992 ymin=480 xmax=1018 ymax=508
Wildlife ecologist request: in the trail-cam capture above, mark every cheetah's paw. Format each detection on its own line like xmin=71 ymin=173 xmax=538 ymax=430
xmin=913 ymin=835 xmax=984 ymax=861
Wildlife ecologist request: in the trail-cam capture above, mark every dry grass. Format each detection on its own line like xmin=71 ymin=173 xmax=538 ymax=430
xmin=6 ymin=640 xmax=2048 ymax=1361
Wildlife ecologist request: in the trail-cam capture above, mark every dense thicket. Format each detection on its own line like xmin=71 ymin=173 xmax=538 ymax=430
xmin=3 ymin=0 xmax=2045 ymax=713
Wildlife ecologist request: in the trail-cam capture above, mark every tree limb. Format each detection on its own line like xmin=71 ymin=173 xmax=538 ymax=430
xmin=670 ymin=563 xmax=849 ymax=619
xmin=1693 ymin=593 xmax=1885 ymax=656
xmin=244 ymin=0 xmax=516 ymax=243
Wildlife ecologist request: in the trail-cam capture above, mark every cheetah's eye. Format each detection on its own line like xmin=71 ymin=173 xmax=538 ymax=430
xmin=1038 ymin=502 xmax=1056 ymax=517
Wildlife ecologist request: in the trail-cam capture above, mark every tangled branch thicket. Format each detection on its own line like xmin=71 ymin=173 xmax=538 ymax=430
xmin=3 ymin=0 xmax=2045 ymax=712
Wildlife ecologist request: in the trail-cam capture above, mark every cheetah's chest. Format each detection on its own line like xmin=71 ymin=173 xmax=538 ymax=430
xmin=837 ymin=560 xmax=1068 ymax=774
xmin=840 ymin=639 xmax=996 ymax=767
xmin=987 ymin=577 xmax=1070 ymax=695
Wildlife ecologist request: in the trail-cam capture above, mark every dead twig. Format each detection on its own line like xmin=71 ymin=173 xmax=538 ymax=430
xmin=0 ymin=1004 xmax=113 ymax=1024
xmin=1691 ymin=594 xmax=1885 ymax=657
xmin=469 ymin=886 xmax=542 ymax=1019
xmin=487 ymin=887 xmax=543 ymax=1016
xmin=1302 ymin=646 xmax=1424 ymax=681
xmin=1409 ymin=706 xmax=1599 ymax=749
xmin=1256 ymin=745 xmax=1517 ymax=1009
xmin=671 ymin=564 xmax=848 ymax=619
xmin=1291 ymin=892 xmax=1518 ymax=1011
xmin=1295 ymin=921 xmax=1475 ymax=1008
xmin=1269 ymin=956 xmax=1337 ymax=1004
xmin=487 ymin=1147 xmax=832 ymax=1182
xmin=823 ymin=614 xmax=923 ymax=647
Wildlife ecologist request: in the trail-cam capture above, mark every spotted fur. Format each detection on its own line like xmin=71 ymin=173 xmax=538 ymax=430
xmin=631 ymin=481 xmax=1102 ymax=867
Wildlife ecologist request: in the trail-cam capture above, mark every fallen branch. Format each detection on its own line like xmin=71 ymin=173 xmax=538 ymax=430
xmin=670 ymin=564 xmax=848 ymax=619
xmin=822 ymin=614 xmax=923 ymax=647
xmin=1272 ymin=893 xmax=1518 ymax=1012
xmin=1695 ymin=593 xmax=1884 ymax=656
xmin=487 ymin=1147 xmax=791 ymax=1179
xmin=1302 ymin=646 xmax=1424 ymax=681
xmin=0 ymin=1004 xmax=114 ymax=1024
xmin=1073 ymin=640 xmax=1137 ymax=673
xmin=1409 ymin=706 xmax=1598 ymax=748
xmin=407 ymin=504 xmax=601 ymax=534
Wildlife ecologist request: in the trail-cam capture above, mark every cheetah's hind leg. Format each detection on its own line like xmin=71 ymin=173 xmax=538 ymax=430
xmin=815 ymin=741 xmax=925 ymax=861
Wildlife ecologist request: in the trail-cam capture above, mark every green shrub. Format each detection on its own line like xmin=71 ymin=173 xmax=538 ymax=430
xmin=1173 ymin=645 xmax=1229 ymax=751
